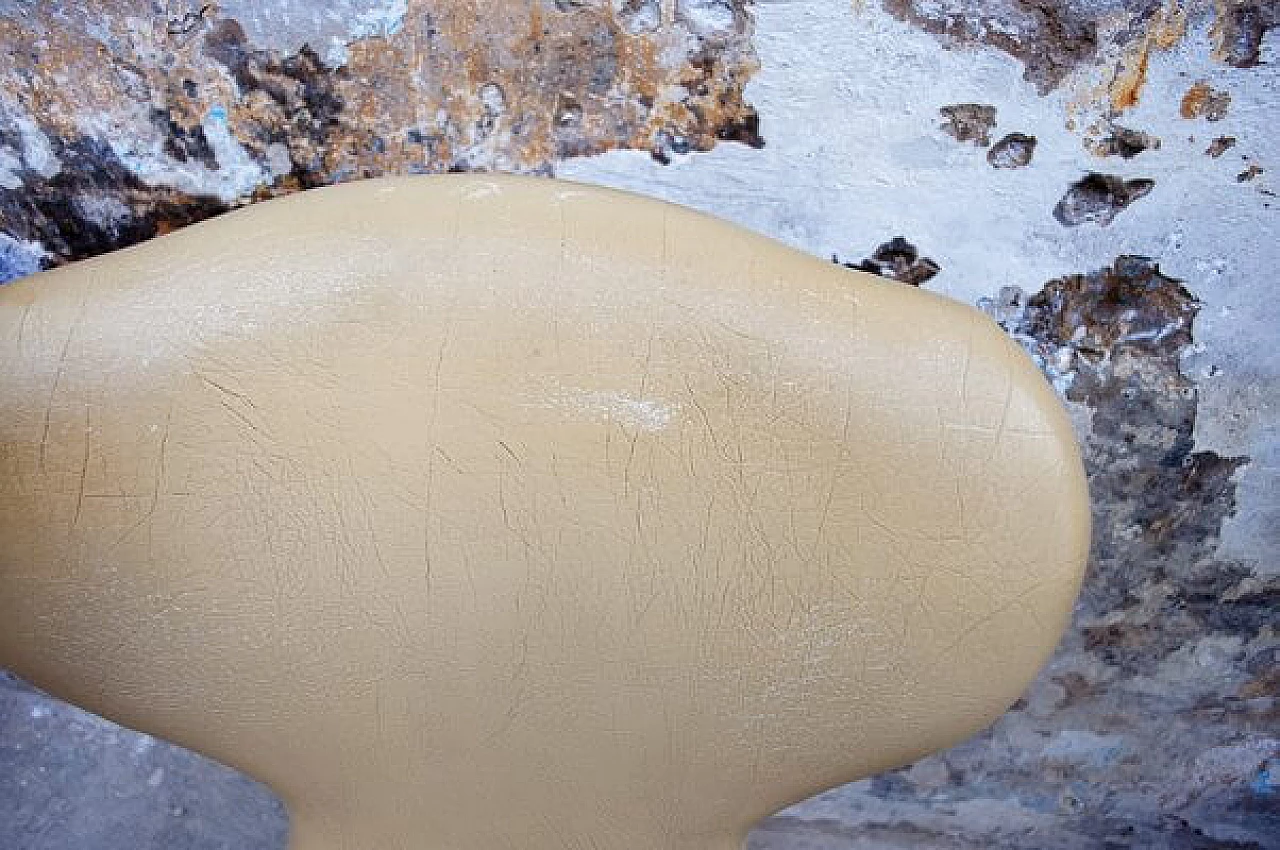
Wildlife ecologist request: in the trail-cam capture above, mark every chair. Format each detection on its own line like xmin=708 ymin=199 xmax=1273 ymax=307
xmin=0 ymin=176 xmax=1089 ymax=850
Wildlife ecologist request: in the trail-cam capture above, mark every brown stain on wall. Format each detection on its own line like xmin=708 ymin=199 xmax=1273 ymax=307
xmin=1180 ymin=79 xmax=1233 ymax=119
xmin=1108 ymin=0 xmax=1187 ymax=114
xmin=1108 ymin=36 xmax=1151 ymax=113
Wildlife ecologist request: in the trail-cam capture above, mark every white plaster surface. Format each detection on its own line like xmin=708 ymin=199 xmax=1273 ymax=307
xmin=217 ymin=0 xmax=410 ymax=66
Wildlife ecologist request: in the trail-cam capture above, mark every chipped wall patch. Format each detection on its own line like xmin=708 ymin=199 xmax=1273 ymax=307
xmin=1236 ymin=162 xmax=1264 ymax=182
xmin=1206 ymin=135 xmax=1238 ymax=157
xmin=987 ymin=132 xmax=1037 ymax=168
xmin=1054 ymin=172 xmax=1155 ymax=226
xmin=1084 ymin=123 xmax=1161 ymax=159
xmin=938 ymin=102 xmax=997 ymax=146
xmin=833 ymin=236 xmax=940 ymax=286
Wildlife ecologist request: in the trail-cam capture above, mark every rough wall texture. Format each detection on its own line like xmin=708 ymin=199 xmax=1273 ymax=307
xmin=1 ymin=1 xmax=1277 ymax=849
xmin=0 ymin=0 xmax=760 ymax=274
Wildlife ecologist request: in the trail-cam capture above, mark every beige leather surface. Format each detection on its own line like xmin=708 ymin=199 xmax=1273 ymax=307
xmin=0 ymin=175 xmax=1089 ymax=850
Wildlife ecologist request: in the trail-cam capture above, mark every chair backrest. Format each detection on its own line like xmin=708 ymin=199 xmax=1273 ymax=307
xmin=0 ymin=176 xmax=1089 ymax=850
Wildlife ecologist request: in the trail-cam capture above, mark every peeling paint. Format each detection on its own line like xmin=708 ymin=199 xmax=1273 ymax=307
xmin=1206 ymin=134 xmax=1238 ymax=156
xmin=1237 ymin=162 xmax=1264 ymax=181
xmin=1085 ymin=122 xmax=1161 ymax=158
xmin=1054 ymin=172 xmax=1155 ymax=226
xmin=834 ymin=236 xmax=941 ymax=286
xmin=987 ymin=132 xmax=1038 ymax=168
xmin=938 ymin=102 xmax=998 ymax=146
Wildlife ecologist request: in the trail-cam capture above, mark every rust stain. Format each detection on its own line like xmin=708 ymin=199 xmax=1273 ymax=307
xmin=1109 ymin=39 xmax=1151 ymax=113
xmin=1180 ymin=80 xmax=1232 ymax=120
xmin=1108 ymin=1 xmax=1186 ymax=114
xmin=1061 ymin=0 xmax=1193 ymax=131
xmin=1152 ymin=0 xmax=1189 ymax=49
